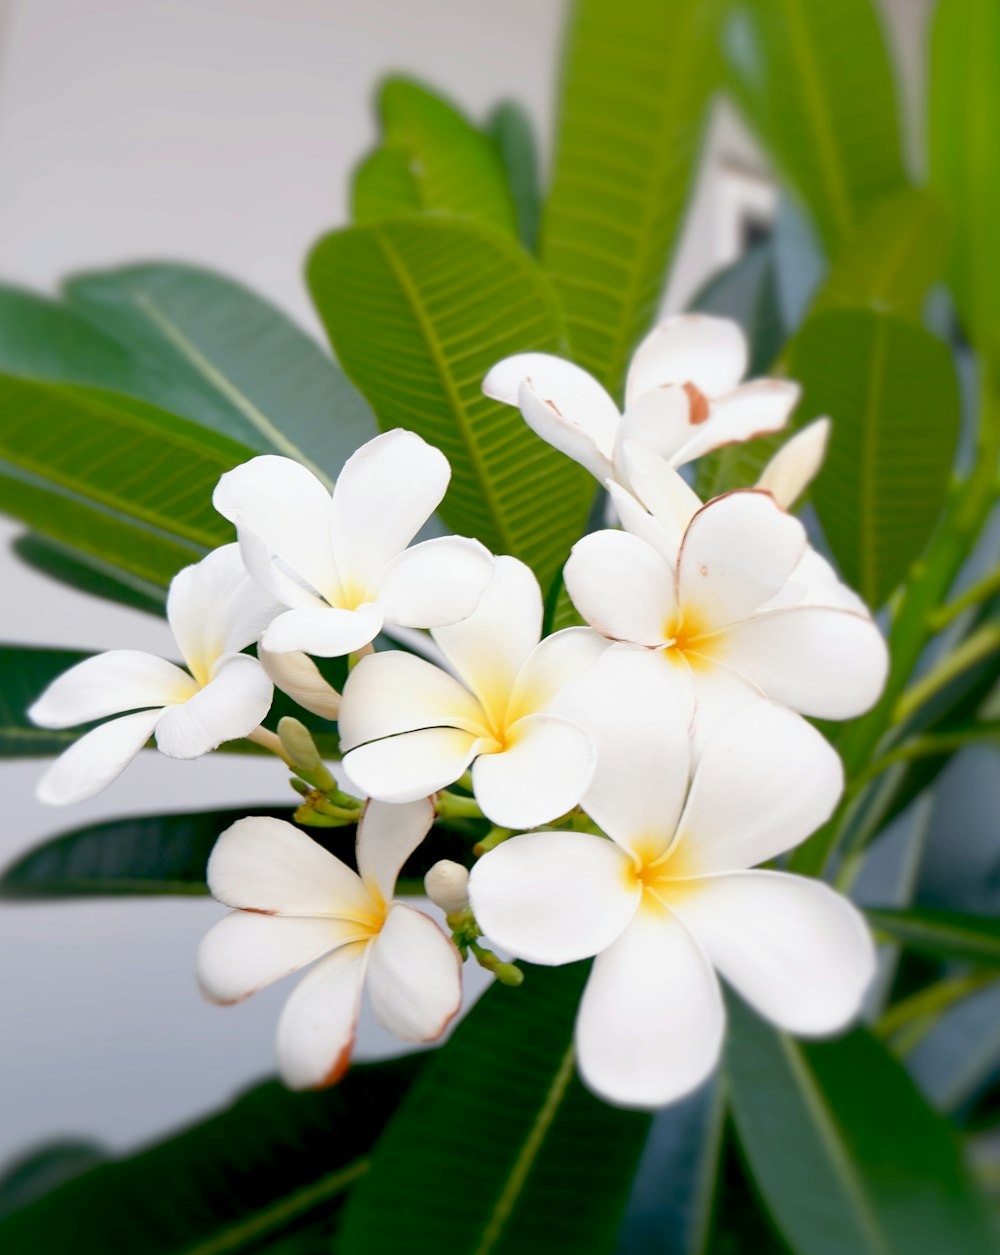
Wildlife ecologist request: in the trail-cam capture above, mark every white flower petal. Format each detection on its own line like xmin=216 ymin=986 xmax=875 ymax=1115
xmin=432 ymin=557 xmax=542 ymax=726
xmin=472 ymin=713 xmax=595 ymax=829
xmin=213 ymin=455 xmax=339 ymax=602
xmin=343 ymin=727 xmax=482 ymax=804
xmin=198 ymin=911 xmax=367 ymax=1004
xmin=614 ymin=385 xmax=693 ymax=466
xmin=167 ymin=544 xmax=282 ymax=678
xmin=715 ymin=605 xmax=889 ymax=719
xmin=763 ymin=546 xmax=868 ymax=615
xmin=374 ymin=536 xmax=494 ymax=629
xmin=626 ymin=315 xmax=748 ymax=405
xmin=366 ymin=903 xmax=462 ymax=1042
xmin=670 ymin=380 xmax=800 ymax=467
xmin=356 ymin=797 xmax=436 ymax=905
xmin=331 ymin=429 xmax=449 ymax=583
xmin=469 ymin=830 xmax=638 ymax=964
xmin=617 ymin=441 xmax=701 ymax=545
xmin=35 ymin=708 xmax=163 ymax=806
xmin=207 ymin=816 xmax=375 ymax=920
xmin=261 ymin=604 xmax=384 ymax=658
xmin=553 ymin=647 xmax=693 ymax=857
xmin=237 ymin=527 xmax=326 ymax=611
xmin=338 ymin=651 xmax=485 ymax=751
xmin=669 ymin=871 xmax=876 ymax=1035
xmin=29 ymin=650 xmax=195 ymax=728
xmin=154 ymin=654 xmax=273 ymax=759
xmin=686 ymin=663 xmax=765 ymax=758
xmin=517 ymin=381 xmax=615 ymax=482
xmin=276 ymin=943 xmax=369 ymax=1090
xmin=576 ymin=906 xmax=724 ymax=1109
xmin=507 ymin=627 xmax=609 ymax=722
xmin=674 ymin=701 xmax=843 ymax=873
xmin=564 ymin=530 xmax=675 ymax=646
xmin=677 ymin=491 xmax=806 ymax=630
xmin=258 ymin=648 xmax=342 ymax=719
xmin=756 ymin=418 xmax=831 ymax=509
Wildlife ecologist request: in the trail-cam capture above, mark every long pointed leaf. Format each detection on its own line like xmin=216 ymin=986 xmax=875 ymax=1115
xmin=866 ymin=908 xmax=1000 ymax=968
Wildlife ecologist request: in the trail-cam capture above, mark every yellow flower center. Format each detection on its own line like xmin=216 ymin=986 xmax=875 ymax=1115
xmin=624 ymin=836 xmax=701 ymax=913
xmin=662 ymin=608 xmax=718 ymax=670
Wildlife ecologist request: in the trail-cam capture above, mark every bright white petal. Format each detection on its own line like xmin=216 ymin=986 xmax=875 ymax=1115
xmin=374 ymin=536 xmax=494 ymax=629
xmin=343 ymin=727 xmax=482 ymax=804
xmin=356 ymin=797 xmax=436 ymax=905
xmin=554 ymin=647 xmax=693 ymax=857
xmin=673 ymin=701 xmax=843 ymax=873
xmin=259 ymin=648 xmax=341 ymax=720
xmin=213 ymin=455 xmax=339 ymax=602
xmin=276 ymin=944 xmax=368 ymax=1089
xmin=716 ymin=605 xmax=889 ymax=719
xmin=564 ymin=530 xmax=675 ymax=646
xmin=606 ymin=482 xmax=680 ymax=566
xmin=507 ymin=627 xmax=609 ymax=722
xmin=616 ymin=441 xmax=702 ymax=550
xmin=626 ymin=315 xmax=748 ymax=405
xmin=432 ymin=557 xmax=542 ymax=728
xmin=756 ymin=418 xmax=831 ymax=509
xmin=670 ymin=380 xmax=800 ymax=467
xmin=763 ymin=546 xmax=869 ymax=615
xmin=197 ymin=911 xmax=367 ymax=1004
xmin=516 ymin=381 xmax=614 ymax=481
xmin=237 ymin=527 xmax=326 ymax=611
xmin=154 ymin=654 xmax=272 ymax=759
xmin=669 ymin=872 xmax=876 ymax=1035
xmin=366 ymin=904 xmax=462 ymax=1041
xmin=207 ymin=816 xmax=375 ymax=920
xmin=338 ymin=651 xmax=485 ymax=752
xmin=469 ymin=830 xmax=638 ymax=964
xmin=35 ymin=708 xmax=163 ymax=805
xmin=471 ymin=713 xmax=594 ymax=829
xmin=260 ymin=604 xmax=384 ymax=658
xmin=29 ymin=650 xmax=195 ymax=728
xmin=615 ymin=385 xmax=693 ymax=466
xmin=687 ymin=663 xmax=765 ymax=758
xmin=167 ymin=544 xmax=282 ymax=679
xmin=576 ymin=907 xmax=724 ymax=1109
xmin=677 ymin=491 xmax=806 ymax=630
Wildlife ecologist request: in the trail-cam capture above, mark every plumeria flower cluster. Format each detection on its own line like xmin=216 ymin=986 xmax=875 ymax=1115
xmin=29 ymin=315 xmax=889 ymax=1108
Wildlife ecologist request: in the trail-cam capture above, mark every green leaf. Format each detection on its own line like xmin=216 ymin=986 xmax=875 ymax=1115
xmin=335 ymin=964 xmax=651 ymax=1254
xmin=0 ymin=377 xmax=246 ymax=586
xmin=866 ymin=908 xmax=1000 ymax=969
xmin=308 ymin=217 xmax=593 ymax=586
xmin=487 ymin=101 xmax=542 ymax=253
xmin=690 ymin=241 xmax=787 ymax=378
xmin=725 ymin=0 xmax=907 ymax=253
xmin=787 ymin=309 xmax=961 ymax=607
xmin=12 ymin=534 xmax=166 ymax=617
xmin=0 ymin=1143 xmax=108 ymax=1220
xmin=0 ymin=644 xmax=94 ymax=757
xmin=726 ymin=996 xmax=996 ymax=1255
xmin=0 ymin=1057 xmax=421 ymax=1254
xmin=930 ymin=0 xmax=1000 ymax=349
xmin=352 ymin=78 xmax=516 ymax=236
xmin=542 ymin=0 xmax=721 ymax=394
xmin=64 ymin=262 xmax=376 ymax=485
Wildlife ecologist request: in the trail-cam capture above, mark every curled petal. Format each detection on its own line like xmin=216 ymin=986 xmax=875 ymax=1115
xmin=35 ymin=708 xmax=163 ymax=806
xmin=626 ymin=315 xmax=748 ymax=405
xmin=277 ymin=944 xmax=369 ymax=1090
xmin=756 ymin=418 xmax=831 ymax=510
xmin=261 ymin=603 xmax=384 ymax=658
xmin=366 ymin=904 xmax=462 ymax=1042
xmin=615 ymin=441 xmax=701 ymax=551
xmin=471 ymin=713 xmax=595 ymax=829
xmin=670 ymin=380 xmax=800 ymax=467
xmin=29 ymin=650 xmax=195 ymax=729
xmin=344 ymin=727 xmax=482 ymax=804
xmin=154 ymin=654 xmax=272 ymax=760
xmin=615 ymin=385 xmax=693 ymax=467
xmin=259 ymin=647 xmax=341 ymax=720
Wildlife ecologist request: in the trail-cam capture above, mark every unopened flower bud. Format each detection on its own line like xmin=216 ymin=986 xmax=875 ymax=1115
xmin=277 ymin=717 xmax=322 ymax=774
xmin=424 ymin=860 xmax=470 ymax=914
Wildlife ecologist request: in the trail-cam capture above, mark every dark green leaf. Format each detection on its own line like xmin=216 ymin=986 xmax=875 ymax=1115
xmin=336 ymin=964 xmax=651 ymax=1254
xmin=725 ymin=0 xmax=907 ymax=252
xmin=788 ymin=309 xmax=961 ymax=607
xmin=308 ymin=217 xmax=593 ymax=587
xmin=690 ymin=241 xmax=787 ymax=377
xmin=352 ymin=77 xmax=516 ymax=235
xmin=0 ymin=1143 xmax=108 ymax=1220
xmin=0 ymin=1057 xmax=421 ymax=1255
xmin=866 ymin=908 xmax=1000 ymax=968
xmin=487 ymin=101 xmax=542 ymax=253
xmin=12 ymin=534 xmax=166 ymax=617
xmin=0 ymin=644 xmax=94 ymax=757
xmin=727 ymin=996 xmax=995 ymax=1255
xmin=542 ymin=0 xmax=721 ymax=394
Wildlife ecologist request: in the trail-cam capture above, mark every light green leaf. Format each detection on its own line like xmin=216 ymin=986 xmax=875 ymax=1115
xmin=725 ymin=0 xmax=907 ymax=252
xmin=335 ymin=964 xmax=651 ymax=1254
xmin=487 ymin=101 xmax=542 ymax=253
xmin=0 ymin=1058 xmax=421 ymax=1254
xmin=64 ymin=262 xmax=376 ymax=485
xmin=866 ymin=908 xmax=1000 ymax=969
xmin=542 ymin=0 xmax=721 ymax=394
xmin=352 ymin=77 xmax=516 ymax=236
xmin=787 ymin=308 xmax=961 ymax=607
xmin=727 ymin=997 xmax=996 ymax=1255
xmin=308 ymin=217 xmax=593 ymax=586
xmin=930 ymin=0 xmax=1000 ymax=349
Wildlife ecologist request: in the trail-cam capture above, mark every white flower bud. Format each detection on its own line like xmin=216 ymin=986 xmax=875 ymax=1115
xmin=424 ymin=860 xmax=470 ymax=914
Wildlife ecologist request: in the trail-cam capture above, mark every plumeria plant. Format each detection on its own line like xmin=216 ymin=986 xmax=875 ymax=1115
xmin=2 ymin=1 xmax=1000 ymax=1252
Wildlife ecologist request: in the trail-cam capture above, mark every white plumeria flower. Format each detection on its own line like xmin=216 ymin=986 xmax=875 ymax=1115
xmin=198 ymin=797 xmax=462 ymax=1090
xmin=755 ymin=417 xmax=831 ymax=510
xmin=483 ymin=315 xmax=800 ymax=487
xmin=567 ymin=449 xmax=888 ymax=744
xmin=470 ymin=651 xmax=876 ymax=1109
xmin=338 ymin=557 xmax=607 ymax=829
xmin=29 ymin=545 xmax=279 ymax=805
xmin=213 ymin=429 xmax=495 ymax=659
